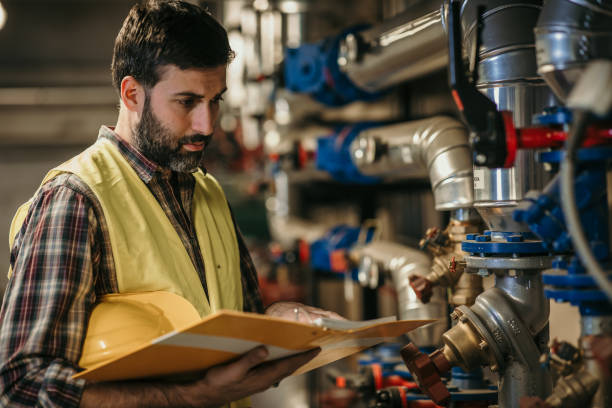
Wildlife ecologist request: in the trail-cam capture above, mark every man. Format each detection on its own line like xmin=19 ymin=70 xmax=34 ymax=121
xmin=0 ymin=1 xmax=341 ymax=407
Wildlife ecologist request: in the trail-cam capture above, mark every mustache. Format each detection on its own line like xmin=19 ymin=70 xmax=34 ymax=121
xmin=179 ymin=134 xmax=213 ymax=146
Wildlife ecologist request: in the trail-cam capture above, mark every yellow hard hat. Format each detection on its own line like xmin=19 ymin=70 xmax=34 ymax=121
xmin=79 ymin=291 xmax=201 ymax=370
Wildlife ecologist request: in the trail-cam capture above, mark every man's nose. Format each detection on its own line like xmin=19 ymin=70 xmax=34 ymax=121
xmin=191 ymin=103 xmax=215 ymax=135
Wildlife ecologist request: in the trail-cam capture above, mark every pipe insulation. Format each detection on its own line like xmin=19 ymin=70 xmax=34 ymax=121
xmin=460 ymin=0 xmax=555 ymax=232
xmin=349 ymin=116 xmax=473 ymax=211
xmin=337 ymin=3 xmax=448 ymax=92
xmin=462 ymin=0 xmax=544 ymax=87
xmin=353 ymin=240 xmax=447 ymax=348
xmin=535 ymin=0 xmax=612 ymax=102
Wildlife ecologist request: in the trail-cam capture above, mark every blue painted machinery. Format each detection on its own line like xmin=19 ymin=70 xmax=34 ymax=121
xmin=513 ymin=111 xmax=612 ymax=407
xmin=284 ymin=26 xmax=381 ymax=107
xmin=310 ymin=224 xmax=375 ymax=274
xmin=315 ymin=123 xmax=382 ymax=184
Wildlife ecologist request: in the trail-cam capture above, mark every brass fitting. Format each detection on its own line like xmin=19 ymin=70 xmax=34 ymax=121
xmin=417 ymin=218 xmax=483 ymax=306
xmin=546 ymin=368 xmax=599 ymax=407
xmin=441 ymin=308 xmax=497 ymax=372
xmin=520 ymin=368 xmax=599 ymax=408
xmin=450 ymin=272 xmax=483 ymax=306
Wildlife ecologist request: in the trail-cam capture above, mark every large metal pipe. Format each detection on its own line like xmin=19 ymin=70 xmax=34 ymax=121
xmin=349 ymin=116 xmax=473 ymax=211
xmin=469 ymin=275 xmax=552 ymax=406
xmin=460 ymin=0 xmax=555 ymax=230
xmin=352 ymin=241 xmax=447 ymax=348
xmin=455 ymin=3 xmax=554 ymax=405
xmin=462 ymin=0 xmax=543 ymax=86
xmin=535 ymin=0 xmax=612 ymax=102
xmin=337 ymin=3 xmax=447 ymax=93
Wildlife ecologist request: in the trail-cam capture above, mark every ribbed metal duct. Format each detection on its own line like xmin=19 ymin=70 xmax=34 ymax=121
xmin=354 ymin=241 xmax=447 ymax=348
xmin=349 ymin=116 xmax=473 ymax=211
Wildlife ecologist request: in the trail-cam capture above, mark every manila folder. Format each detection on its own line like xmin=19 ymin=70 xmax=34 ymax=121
xmin=73 ymin=310 xmax=434 ymax=382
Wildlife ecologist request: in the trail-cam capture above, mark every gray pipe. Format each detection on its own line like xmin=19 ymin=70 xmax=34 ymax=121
xmin=461 ymin=0 xmax=555 ymax=230
xmin=349 ymin=116 xmax=473 ymax=211
xmin=337 ymin=3 xmax=447 ymax=93
xmin=535 ymin=0 xmax=612 ymax=102
xmin=355 ymin=241 xmax=447 ymax=348
xmin=462 ymin=0 xmax=543 ymax=86
xmin=469 ymin=274 xmax=552 ymax=406
xmin=457 ymin=4 xmax=554 ymax=405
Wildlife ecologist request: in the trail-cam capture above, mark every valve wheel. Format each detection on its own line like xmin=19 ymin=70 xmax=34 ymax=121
xmin=400 ymin=343 xmax=451 ymax=406
xmin=409 ymin=275 xmax=434 ymax=303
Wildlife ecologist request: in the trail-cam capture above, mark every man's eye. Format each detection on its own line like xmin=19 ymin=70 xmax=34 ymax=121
xmin=212 ymin=96 xmax=224 ymax=104
xmin=179 ymin=99 xmax=195 ymax=107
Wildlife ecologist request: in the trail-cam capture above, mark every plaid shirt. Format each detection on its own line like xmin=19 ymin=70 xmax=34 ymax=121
xmin=0 ymin=126 xmax=263 ymax=407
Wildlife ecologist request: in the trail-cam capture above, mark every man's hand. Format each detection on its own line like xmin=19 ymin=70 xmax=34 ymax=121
xmin=265 ymin=301 xmax=345 ymax=324
xmin=81 ymin=346 xmax=320 ymax=408
xmin=177 ymin=346 xmax=320 ymax=406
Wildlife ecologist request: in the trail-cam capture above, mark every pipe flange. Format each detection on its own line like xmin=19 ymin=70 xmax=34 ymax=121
xmin=465 ymin=255 xmax=553 ymax=271
xmin=462 ymin=238 xmax=548 ymax=255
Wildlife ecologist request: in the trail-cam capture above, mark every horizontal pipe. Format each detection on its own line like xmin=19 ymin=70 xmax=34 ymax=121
xmin=337 ymin=4 xmax=447 ymax=92
xmin=267 ymin=215 xmax=329 ymax=248
xmin=349 ymin=116 xmax=473 ymax=211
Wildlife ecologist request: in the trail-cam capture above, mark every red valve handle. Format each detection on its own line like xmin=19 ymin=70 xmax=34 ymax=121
xmin=409 ymin=275 xmax=434 ymax=304
xmin=400 ymin=343 xmax=451 ymax=406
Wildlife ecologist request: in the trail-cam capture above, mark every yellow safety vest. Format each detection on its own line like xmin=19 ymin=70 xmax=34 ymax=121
xmin=9 ymin=136 xmax=250 ymax=407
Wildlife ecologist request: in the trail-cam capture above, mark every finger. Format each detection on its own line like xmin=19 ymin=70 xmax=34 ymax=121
xmin=257 ymin=348 xmax=321 ymax=380
xmin=327 ymin=311 xmax=346 ymax=320
xmin=223 ymin=346 xmax=269 ymax=380
xmin=304 ymin=308 xmax=346 ymax=321
xmin=296 ymin=309 xmax=315 ymax=324
xmin=315 ymin=310 xmax=346 ymax=320
xmin=238 ymin=348 xmax=321 ymax=395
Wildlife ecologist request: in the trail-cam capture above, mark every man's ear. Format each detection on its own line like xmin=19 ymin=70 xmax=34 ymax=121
xmin=120 ymin=76 xmax=145 ymax=112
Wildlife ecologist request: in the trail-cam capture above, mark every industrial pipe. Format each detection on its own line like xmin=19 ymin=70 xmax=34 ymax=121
xmin=349 ymin=116 xmax=473 ymax=211
xmin=351 ymin=241 xmax=447 ymax=349
xmin=535 ymin=0 xmax=612 ymax=102
xmin=337 ymin=3 xmax=447 ymax=93
xmin=462 ymin=0 xmax=543 ymax=87
xmin=458 ymin=0 xmax=555 ymax=230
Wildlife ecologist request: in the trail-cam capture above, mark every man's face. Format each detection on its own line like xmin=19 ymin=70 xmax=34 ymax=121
xmin=133 ymin=64 xmax=227 ymax=172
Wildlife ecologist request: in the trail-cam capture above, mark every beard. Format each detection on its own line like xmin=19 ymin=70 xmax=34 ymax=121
xmin=132 ymin=96 xmax=212 ymax=173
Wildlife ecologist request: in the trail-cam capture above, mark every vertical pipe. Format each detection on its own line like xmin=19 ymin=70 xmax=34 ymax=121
xmin=461 ymin=1 xmax=554 ymax=404
xmin=471 ymin=280 xmax=552 ymax=407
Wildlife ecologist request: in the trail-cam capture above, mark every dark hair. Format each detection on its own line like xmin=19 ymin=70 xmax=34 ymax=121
xmin=111 ymin=0 xmax=234 ymax=92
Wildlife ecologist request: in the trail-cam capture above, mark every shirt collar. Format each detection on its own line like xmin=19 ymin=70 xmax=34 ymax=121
xmin=98 ymin=126 xmax=158 ymax=183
